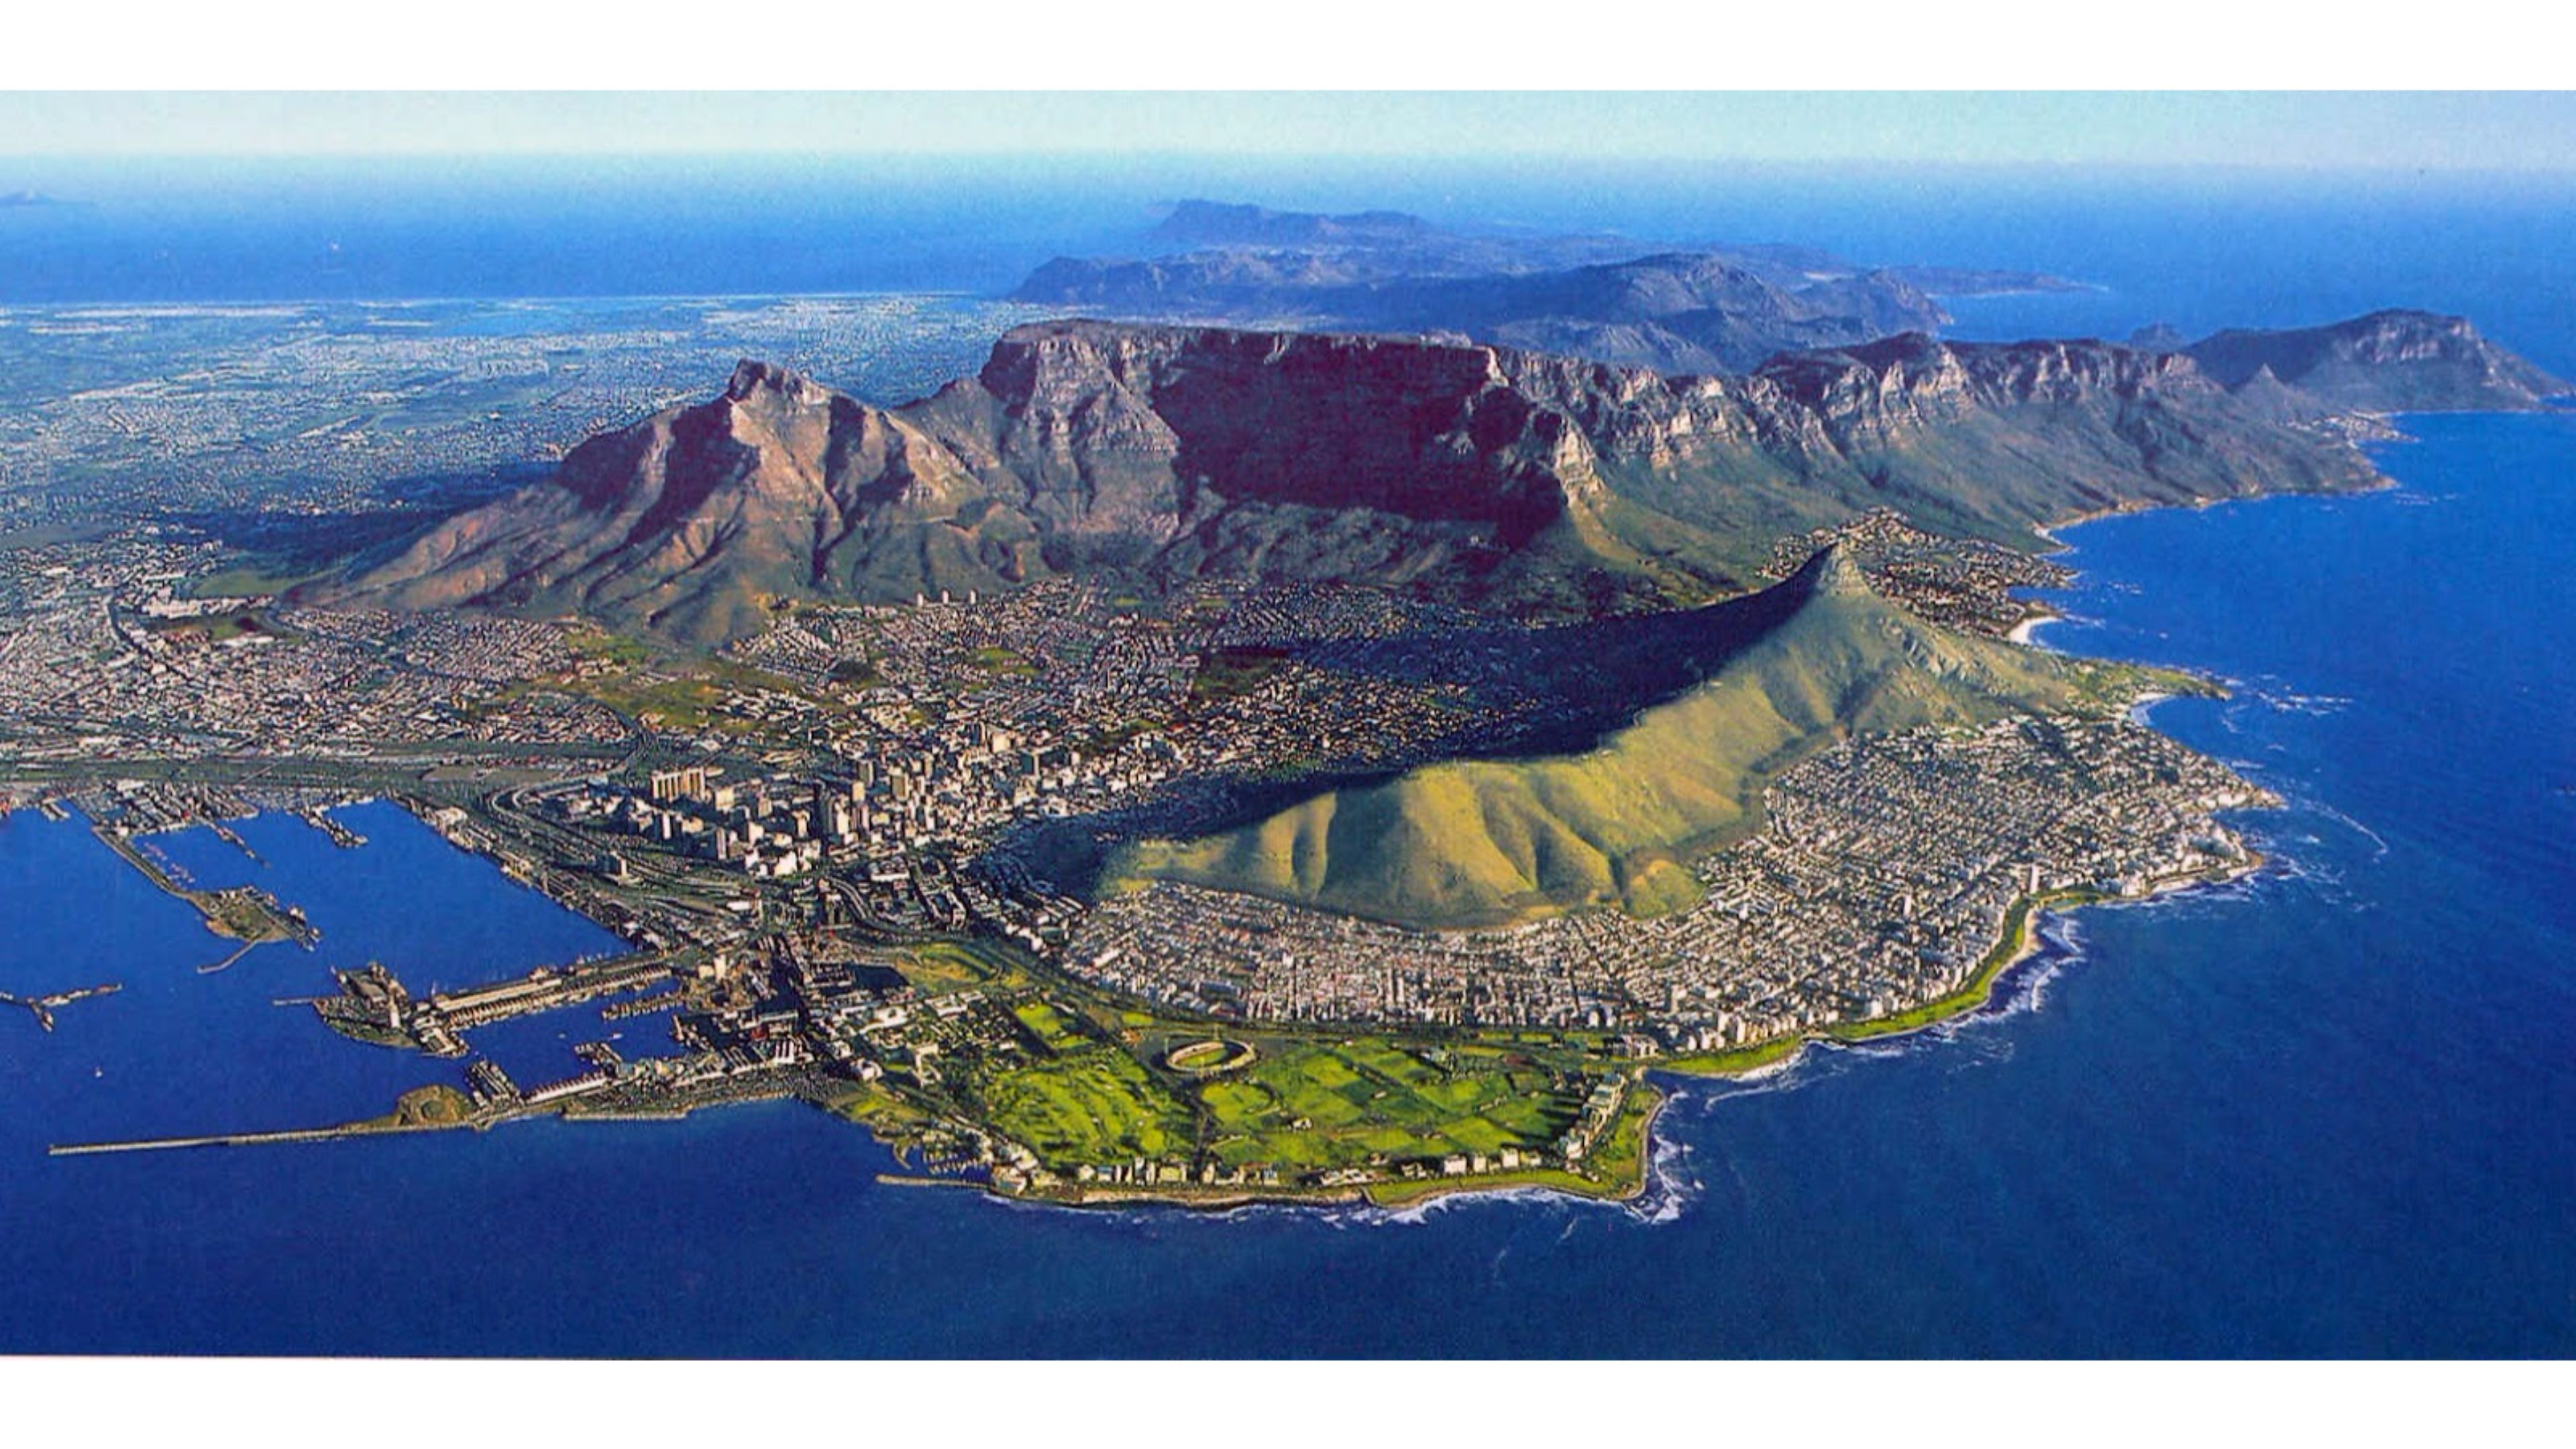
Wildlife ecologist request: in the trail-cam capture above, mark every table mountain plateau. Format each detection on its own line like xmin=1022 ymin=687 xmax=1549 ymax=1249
xmin=327 ymin=320 xmax=2388 ymax=646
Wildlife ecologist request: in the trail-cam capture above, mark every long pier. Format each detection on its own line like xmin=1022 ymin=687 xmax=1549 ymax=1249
xmin=199 ymin=941 xmax=264 ymax=975
xmin=50 ymin=1118 xmax=466 ymax=1156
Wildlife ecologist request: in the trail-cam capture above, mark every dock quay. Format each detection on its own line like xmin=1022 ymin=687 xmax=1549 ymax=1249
xmin=297 ymin=806 xmax=367 ymax=848
xmin=601 ymin=989 xmax=686 ymax=1022
xmin=431 ymin=955 xmax=672 ymax=1028
xmin=91 ymin=822 xmax=318 ymax=947
xmin=206 ymin=818 xmax=264 ymax=864
xmin=561 ymin=1108 xmax=692 ymax=1122
xmin=466 ymin=1059 xmax=521 ymax=1104
xmin=315 ymin=953 xmax=674 ymax=1058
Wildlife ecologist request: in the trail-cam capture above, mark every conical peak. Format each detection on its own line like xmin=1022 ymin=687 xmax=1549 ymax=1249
xmin=1790 ymin=540 xmax=1875 ymax=600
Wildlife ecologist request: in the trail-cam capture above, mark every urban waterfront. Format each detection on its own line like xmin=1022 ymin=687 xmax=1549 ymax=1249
xmin=4 ymin=411 xmax=2570 ymax=1356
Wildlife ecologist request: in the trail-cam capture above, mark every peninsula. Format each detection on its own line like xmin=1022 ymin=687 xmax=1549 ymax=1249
xmin=7 ymin=301 xmax=2549 ymax=1209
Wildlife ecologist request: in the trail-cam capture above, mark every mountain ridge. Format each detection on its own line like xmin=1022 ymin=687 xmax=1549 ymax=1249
xmin=1011 ymin=198 xmax=2088 ymax=374
xmin=327 ymin=319 xmax=2387 ymax=645
xmin=2179 ymin=309 xmax=2569 ymax=413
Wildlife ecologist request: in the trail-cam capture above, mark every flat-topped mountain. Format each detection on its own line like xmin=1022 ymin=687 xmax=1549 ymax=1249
xmin=331 ymin=321 xmax=2381 ymax=645
xmin=1112 ymin=543 xmax=2137 ymax=930
xmin=2180 ymin=309 xmax=2569 ymax=413
xmin=1014 ymin=199 xmax=2086 ymax=374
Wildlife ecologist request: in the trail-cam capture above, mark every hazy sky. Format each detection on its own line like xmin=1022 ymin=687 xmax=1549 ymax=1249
xmin=4 ymin=93 xmax=2575 ymax=172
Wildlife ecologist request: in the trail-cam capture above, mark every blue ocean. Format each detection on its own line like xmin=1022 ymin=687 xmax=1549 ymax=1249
xmin=3 ymin=166 xmax=2572 ymax=1356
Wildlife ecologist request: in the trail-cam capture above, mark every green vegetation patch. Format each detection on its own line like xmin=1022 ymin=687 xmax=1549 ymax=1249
xmin=1199 ymin=1038 xmax=1580 ymax=1175
xmin=392 ymin=1083 xmax=472 ymax=1126
xmin=1012 ymin=1000 xmax=1089 ymax=1053
xmin=566 ymin=625 xmax=658 ymax=668
xmin=181 ymin=563 xmax=329 ymax=599
xmin=828 ymin=1081 xmax=936 ymax=1136
xmin=969 ymin=1047 xmax=1196 ymax=1167
xmin=896 ymin=940 xmax=1012 ymax=994
xmin=1662 ymin=1035 xmax=1806 ymax=1078
xmin=572 ymin=656 xmax=830 ymax=735
xmin=1188 ymin=645 xmax=1291 ymax=704
xmin=352 ymin=1083 xmax=474 ymax=1130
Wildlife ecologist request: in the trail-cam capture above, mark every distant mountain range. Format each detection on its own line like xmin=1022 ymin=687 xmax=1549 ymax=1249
xmin=1011 ymin=199 xmax=2092 ymax=374
xmin=1112 ymin=544 xmax=2131 ymax=929
xmin=331 ymin=319 xmax=2386 ymax=646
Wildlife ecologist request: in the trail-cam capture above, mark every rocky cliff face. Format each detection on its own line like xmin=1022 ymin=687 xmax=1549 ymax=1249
xmin=2183 ymin=309 xmax=2569 ymax=413
xmin=333 ymin=320 xmax=2385 ymax=645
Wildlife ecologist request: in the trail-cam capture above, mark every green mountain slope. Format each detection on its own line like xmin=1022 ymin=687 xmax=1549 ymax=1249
xmin=1113 ymin=545 xmax=2128 ymax=930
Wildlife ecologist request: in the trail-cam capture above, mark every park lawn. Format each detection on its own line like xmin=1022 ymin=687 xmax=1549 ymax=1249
xmin=1354 ymin=1126 xmax=1421 ymax=1155
xmin=1416 ymin=1077 xmax=1495 ymax=1113
xmin=1343 ymin=1041 xmax=1434 ymax=1083
xmin=1199 ymin=1079 xmax=1276 ymax=1121
xmin=1188 ymin=645 xmax=1291 ymax=704
xmin=1297 ymin=1053 xmax=1363 ymax=1091
xmin=182 ymin=562 xmax=331 ymax=598
xmin=1440 ymin=1118 xmax=1517 ymax=1155
xmin=1012 ymin=1000 xmax=1087 ymax=1053
xmin=972 ymin=1048 xmax=1196 ymax=1167
xmin=827 ymin=1081 xmax=936 ymax=1136
xmin=1660 ymin=1035 xmax=1807 ymax=1077
xmin=1482 ymin=1090 xmax=1576 ymax=1142
xmin=895 ymin=941 xmax=1000 ymax=994
xmin=564 ymin=625 xmax=656 ymax=667
xmin=572 ymin=655 xmax=828 ymax=733
xmin=577 ymin=669 xmax=730 ymax=731
xmin=1205 ymin=1040 xmax=1576 ymax=1175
